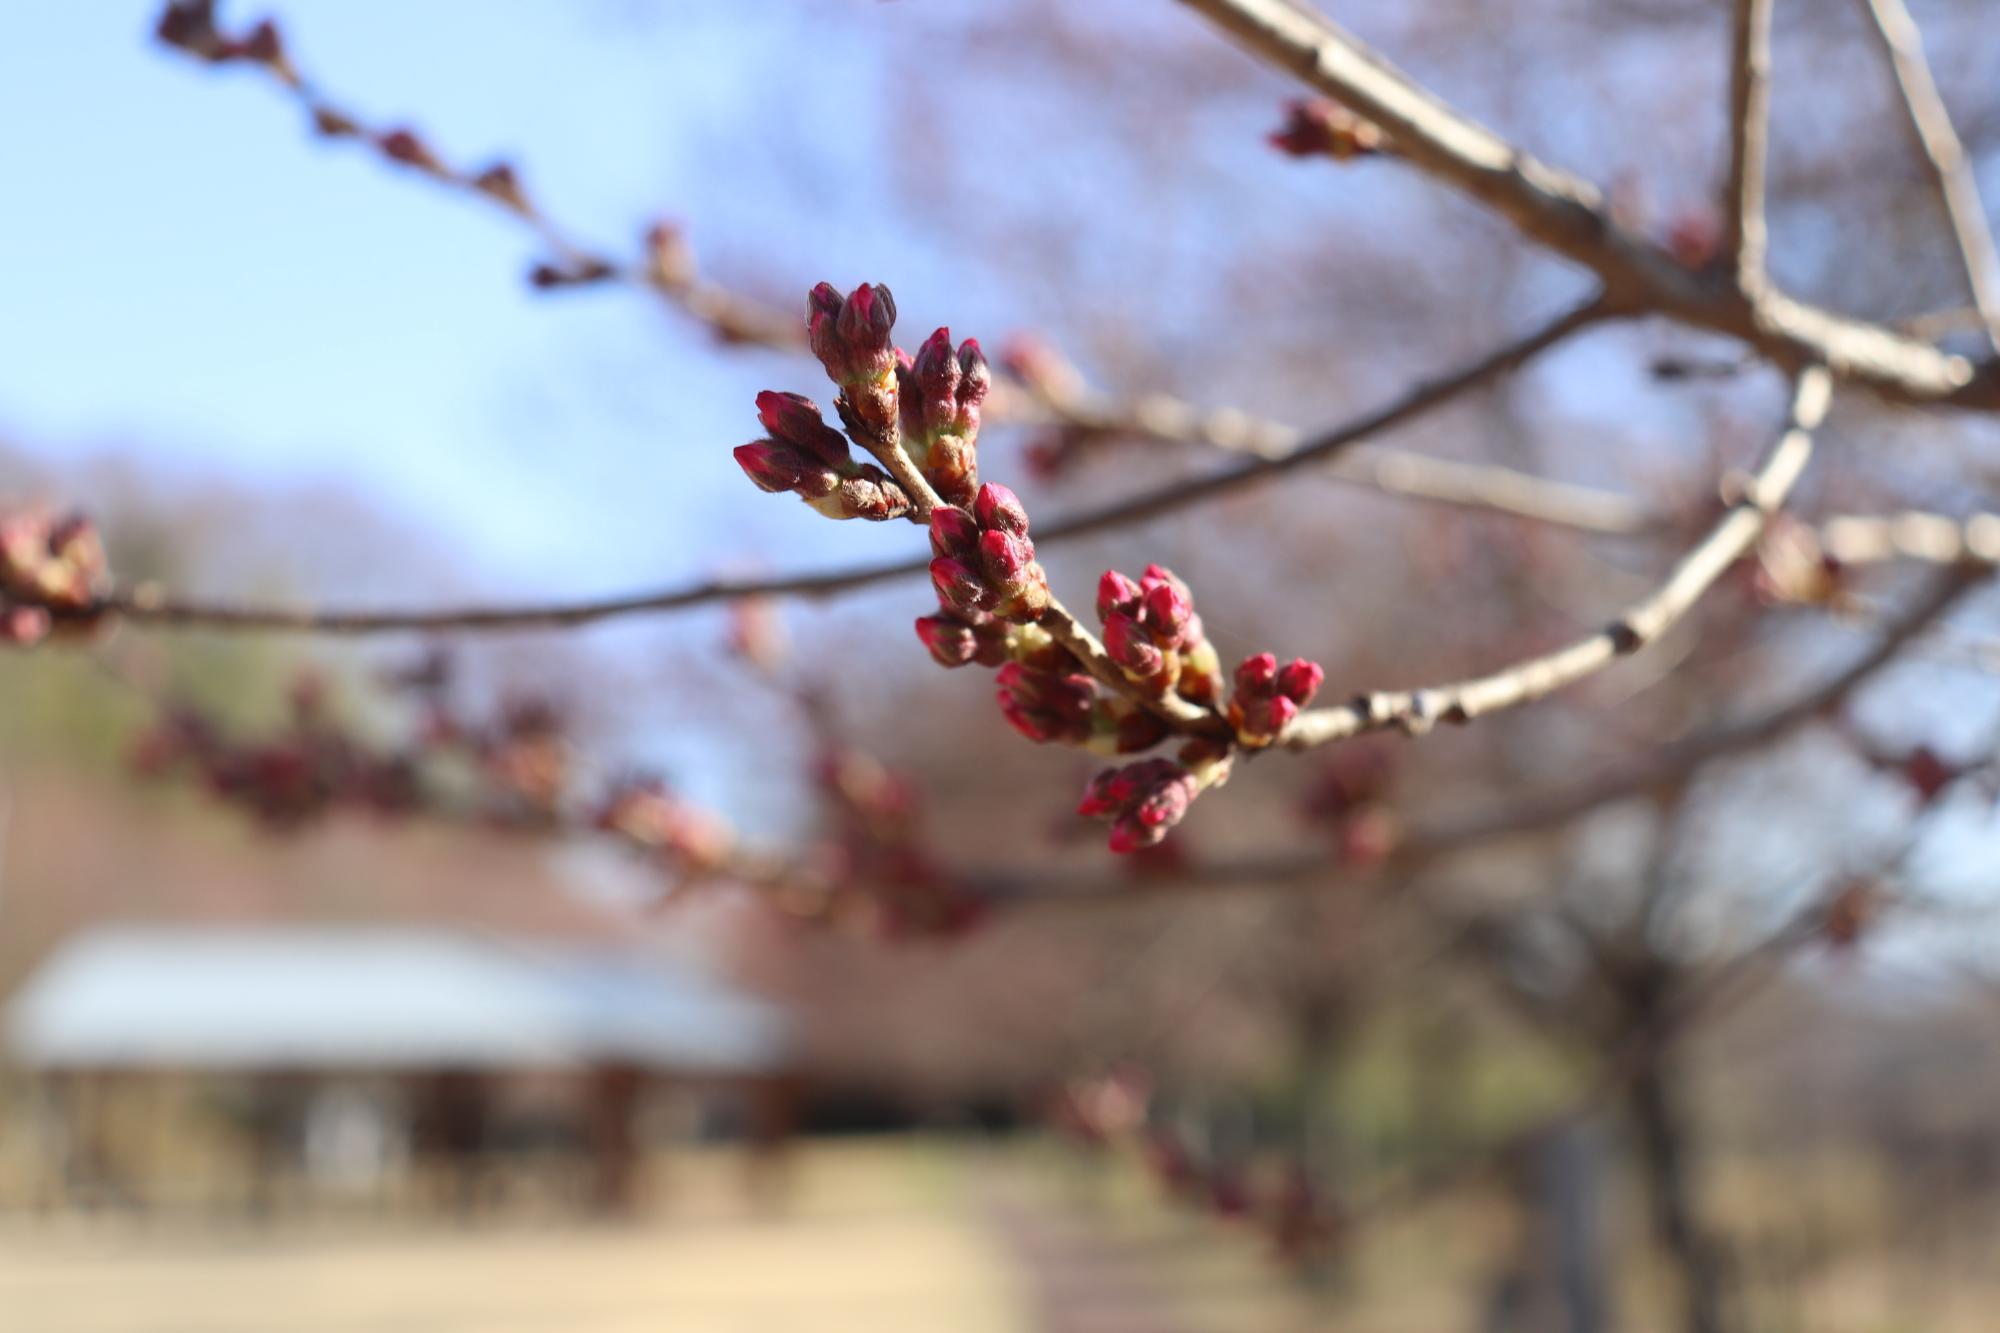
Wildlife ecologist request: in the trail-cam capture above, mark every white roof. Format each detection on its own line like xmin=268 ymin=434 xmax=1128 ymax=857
xmin=5 ymin=926 xmax=788 ymax=1074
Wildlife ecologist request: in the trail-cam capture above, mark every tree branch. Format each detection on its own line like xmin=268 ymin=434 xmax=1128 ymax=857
xmin=1723 ymin=0 xmax=1775 ymax=288
xmin=96 ymin=297 xmax=1605 ymax=636
xmin=1859 ymin=0 xmax=2000 ymax=354
xmin=1280 ymin=366 xmax=1832 ymax=748
xmin=1172 ymin=0 xmax=2000 ymax=409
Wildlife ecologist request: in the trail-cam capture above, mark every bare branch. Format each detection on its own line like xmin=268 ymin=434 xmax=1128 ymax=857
xmin=1722 ymin=0 xmax=1775 ymax=288
xmin=97 ymin=298 xmax=1606 ymax=637
xmin=1859 ymin=0 xmax=2000 ymax=354
xmin=1173 ymin=0 xmax=2000 ymax=408
xmin=989 ymin=568 xmax=1979 ymax=907
xmin=1280 ymin=366 xmax=1832 ymax=748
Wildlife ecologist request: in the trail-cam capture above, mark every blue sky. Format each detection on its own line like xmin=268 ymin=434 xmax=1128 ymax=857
xmin=0 ymin=2 xmax=927 ymax=595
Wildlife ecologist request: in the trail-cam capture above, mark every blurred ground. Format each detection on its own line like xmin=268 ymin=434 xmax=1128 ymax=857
xmin=0 ymin=1139 xmax=1320 ymax=1333
xmin=3 ymin=1136 xmax=1996 ymax=1333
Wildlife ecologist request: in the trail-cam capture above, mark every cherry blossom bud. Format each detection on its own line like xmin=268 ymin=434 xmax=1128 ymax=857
xmin=1097 ymin=570 xmax=1143 ymax=620
xmin=755 ymin=390 xmax=850 ymax=468
xmin=974 ymin=482 xmax=1031 ymax=537
xmin=1276 ymin=658 xmax=1325 ymax=706
xmin=901 ymin=328 xmax=962 ymax=445
xmin=733 ymin=441 xmax=804 ymax=494
xmin=996 ymin=663 xmax=1095 ymax=745
xmin=472 ymin=162 xmax=530 ymax=214
xmin=1235 ymin=652 xmax=1278 ymax=695
xmin=931 ymin=556 xmax=995 ymax=614
xmin=978 ymin=529 xmax=1036 ymax=593
xmin=1103 ymin=612 xmax=1165 ymax=678
xmin=378 ymin=128 xmax=443 ymax=174
xmin=1141 ymin=581 xmax=1193 ymax=646
xmin=1230 ymin=653 xmax=1324 ymax=745
xmin=1268 ymin=98 xmax=1383 ymax=160
xmin=928 ymin=506 xmax=982 ymax=562
xmin=1078 ymin=757 xmax=1200 ymax=854
xmin=807 ymin=281 xmax=898 ymax=387
xmin=915 ymin=613 xmax=980 ymax=667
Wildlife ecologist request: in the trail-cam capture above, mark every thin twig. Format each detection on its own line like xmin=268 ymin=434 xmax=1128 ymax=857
xmin=1723 ymin=0 xmax=1775 ymax=289
xmin=1172 ymin=0 xmax=1999 ymax=408
xmin=93 ymin=298 xmax=1606 ymax=636
xmin=1280 ymin=366 xmax=1832 ymax=748
xmin=983 ymin=569 xmax=1978 ymax=906
xmin=1858 ymin=0 xmax=2000 ymax=354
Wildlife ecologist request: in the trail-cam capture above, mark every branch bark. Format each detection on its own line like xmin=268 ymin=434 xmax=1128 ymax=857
xmin=1859 ymin=0 xmax=2000 ymax=354
xmin=1172 ymin=0 xmax=2000 ymax=409
xmin=1722 ymin=0 xmax=1775 ymax=290
xmin=1280 ymin=367 xmax=1832 ymax=748
xmin=98 ymin=298 xmax=1606 ymax=636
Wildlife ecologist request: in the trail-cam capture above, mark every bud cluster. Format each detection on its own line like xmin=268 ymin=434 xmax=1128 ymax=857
xmin=993 ymin=625 xmax=1168 ymax=755
xmin=898 ymin=328 xmax=991 ymax=506
xmin=927 ymin=483 xmax=1051 ymax=622
xmin=1076 ymin=757 xmax=1203 ymax=854
xmin=1227 ymin=652 xmax=1325 ymax=747
xmin=0 ymin=511 xmax=108 ymax=646
xmin=733 ymin=390 xmax=911 ymax=521
xmin=1299 ymin=742 xmax=1399 ymax=868
xmin=808 ymin=282 xmax=900 ymax=437
xmin=1094 ymin=565 xmax=1223 ymax=705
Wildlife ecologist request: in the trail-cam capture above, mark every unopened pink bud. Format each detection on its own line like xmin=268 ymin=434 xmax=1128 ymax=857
xmin=974 ymin=482 xmax=1031 ymax=536
xmin=931 ymin=556 xmax=994 ymax=613
xmin=979 ymin=529 xmax=1037 ymax=596
xmin=1097 ymin=570 xmax=1142 ymax=621
xmin=733 ymin=441 xmax=803 ymax=494
xmin=755 ymin=390 xmax=850 ymax=468
xmin=1276 ymin=658 xmax=1325 ymax=706
xmin=1235 ymin=652 xmax=1278 ymax=694
xmin=1142 ymin=582 xmax=1193 ymax=644
xmin=1104 ymin=612 xmax=1164 ymax=677
xmin=929 ymin=506 xmax=982 ymax=562
xmin=915 ymin=613 xmax=979 ymax=668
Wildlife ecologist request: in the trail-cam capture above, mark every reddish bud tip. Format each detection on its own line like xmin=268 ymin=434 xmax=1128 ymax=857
xmin=1235 ymin=652 xmax=1279 ymax=694
xmin=1097 ymin=570 xmax=1142 ymax=620
xmin=1276 ymin=658 xmax=1325 ymax=706
xmin=928 ymin=507 xmax=982 ymax=561
xmin=974 ymin=482 xmax=1030 ymax=536
xmin=930 ymin=557 xmax=994 ymax=614
xmin=755 ymin=390 xmax=849 ymax=468
xmin=733 ymin=440 xmax=803 ymax=494
xmin=915 ymin=614 xmax=979 ymax=668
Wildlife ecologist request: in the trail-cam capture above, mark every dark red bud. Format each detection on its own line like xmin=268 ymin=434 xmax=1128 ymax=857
xmin=1276 ymin=658 xmax=1325 ymax=706
xmin=931 ymin=557 xmax=994 ymax=613
xmin=755 ymin=390 xmax=849 ymax=468
xmin=974 ymin=482 xmax=1031 ymax=536
xmin=1104 ymin=613 xmax=1164 ymax=677
xmin=1097 ymin=570 xmax=1142 ymax=620
xmin=1142 ymin=582 xmax=1193 ymax=643
xmin=1235 ymin=652 xmax=1279 ymax=694
xmin=929 ymin=507 xmax=982 ymax=561
xmin=733 ymin=441 xmax=803 ymax=494
xmin=914 ymin=614 xmax=979 ymax=668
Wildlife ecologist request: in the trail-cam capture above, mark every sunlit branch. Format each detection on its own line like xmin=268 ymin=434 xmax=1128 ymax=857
xmin=1859 ymin=0 xmax=2000 ymax=355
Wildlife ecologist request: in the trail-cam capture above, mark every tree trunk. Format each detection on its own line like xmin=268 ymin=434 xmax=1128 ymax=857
xmin=1628 ymin=1060 xmax=1731 ymax=1333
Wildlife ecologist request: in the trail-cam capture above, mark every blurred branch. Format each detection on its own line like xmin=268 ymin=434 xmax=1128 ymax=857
xmin=1030 ymin=377 xmax=1669 ymax=536
xmin=151 ymin=2 xmax=1646 ymax=540
xmin=1279 ymin=367 xmax=1832 ymax=748
xmin=992 ymin=567 xmax=1980 ymax=906
xmin=1859 ymin=0 xmax=2000 ymax=354
xmin=94 ymin=297 xmax=1607 ymax=635
xmin=1722 ymin=0 xmax=1774 ymax=289
xmin=1173 ymin=0 xmax=2000 ymax=409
